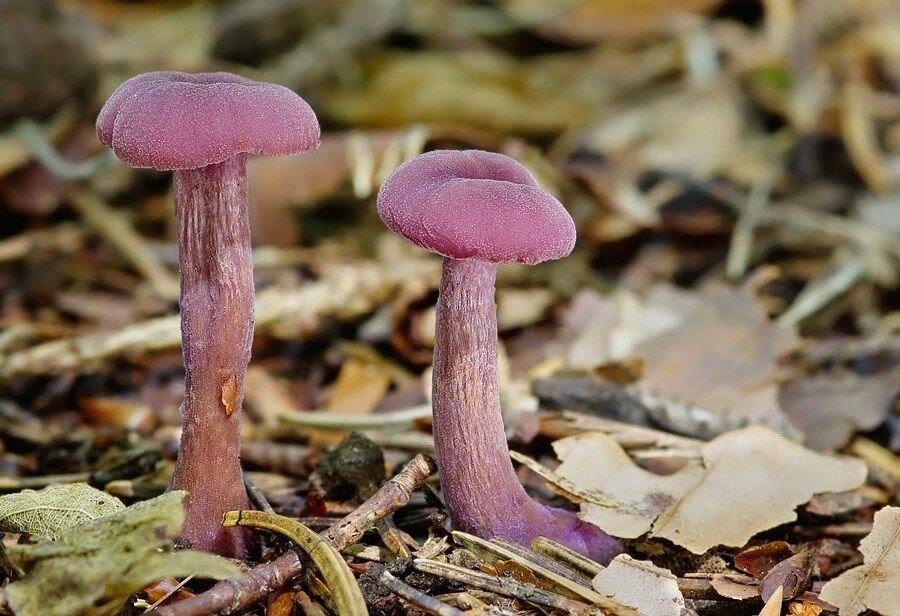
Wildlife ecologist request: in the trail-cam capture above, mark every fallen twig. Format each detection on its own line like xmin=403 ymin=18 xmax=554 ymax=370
xmin=151 ymin=454 xmax=436 ymax=616
xmin=0 ymin=223 xmax=82 ymax=264
xmin=379 ymin=570 xmax=465 ymax=616
xmin=280 ymin=404 xmax=432 ymax=431
xmin=413 ymin=558 xmax=594 ymax=614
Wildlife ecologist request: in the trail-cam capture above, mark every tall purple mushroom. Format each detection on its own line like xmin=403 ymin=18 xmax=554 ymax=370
xmin=377 ymin=150 xmax=621 ymax=562
xmin=97 ymin=71 xmax=319 ymax=555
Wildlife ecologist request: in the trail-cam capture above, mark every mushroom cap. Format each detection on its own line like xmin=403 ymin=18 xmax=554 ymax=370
xmin=97 ymin=71 xmax=320 ymax=170
xmin=377 ymin=150 xmax=576 ymax=264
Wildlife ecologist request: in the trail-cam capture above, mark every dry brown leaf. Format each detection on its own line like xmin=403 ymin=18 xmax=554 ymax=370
xmin=221 ymin=374 xmax=239 ymax=417
xmin=819 ymin=506 xmax=900 ymax=616
xmin=788 ymin=600 xmax=824 ymax=616
xmin=591 ymin=555 xmax=687 ymax=616
xmin=553 ymin=427 xmax=866 ymax=553
xmin=735 ymin=541 xmax=795 ymax=579
xmin=78 ymin=397 xmax=157 ymax=432
xmin=326 ymin=357 xmax=392 ymax=415
xmin=761 ymin=552 xmax=814 ymax=602
xmin=244 ymin=366 xmax=302 ymax=427
xmin=779 ymin=369 xmax=900 ymax=451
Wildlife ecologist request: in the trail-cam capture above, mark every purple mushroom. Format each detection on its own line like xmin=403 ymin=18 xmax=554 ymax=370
xmin=97 ymin=71 xmax=319 ymax=555
xmin=377 ymin=150 xmax=621 ymax=562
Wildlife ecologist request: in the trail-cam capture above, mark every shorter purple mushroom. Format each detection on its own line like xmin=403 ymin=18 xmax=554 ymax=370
xmin=97 ymin=72 xmax=319 ymax=555
xmin=377 ymin=150 xmax=622 ymax=562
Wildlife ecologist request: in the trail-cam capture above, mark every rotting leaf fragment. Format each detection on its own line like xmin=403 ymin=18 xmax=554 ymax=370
xmin=3 ymin=491 xmax=240 ymax=616
xmin=0 ymin=483 xmax=124 ymax=541
xmin=221 ymin=374 xmax=238 ymax=416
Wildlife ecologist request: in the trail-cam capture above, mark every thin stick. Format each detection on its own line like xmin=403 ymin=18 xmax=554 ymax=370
xmin=725 ymin=177 xmax=773 ymax=280
xmin=531 ymin=536 xmax=603 ymax=578
xmin=151 ymin=454 xmax=436 ymax=616
xmin=413 ymin=558 xmax=594 ymax=613
xmin=319 ymin=454 xmax=436 ymax=549
xmin=145 ymin=575 xmax=196 ymax=612
xmin=379 ymin=571 xmax=465 ymax=616
xmin=279 ymin=404 xmax=432 ymax=430
xmin=778 ymin=256 xmax=864 ymax=326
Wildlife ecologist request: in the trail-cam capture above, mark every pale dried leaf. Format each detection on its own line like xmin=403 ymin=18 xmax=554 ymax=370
xmin=496 ymin=287 xmax=554 ymax=330
xmin=4 ymin=491 xmax=241 ymax=616
xmin=855 ymin=192 xmax=900 ymax=235
xmin=819 ymin=506 xmax=900 ymax=616
xmin=553 ymin=427 xmax=866 ymax=553
xmin=591 ymin=555 xmax=686 ymax=616
xmin=0 ymin=484 xmax=124 ymax=540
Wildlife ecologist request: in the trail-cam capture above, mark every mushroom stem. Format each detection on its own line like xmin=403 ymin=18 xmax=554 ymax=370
xmin=433 ymin=258 xmax=621 ymax=562
xmin=171 ymin=155 xmax=253 ymax=556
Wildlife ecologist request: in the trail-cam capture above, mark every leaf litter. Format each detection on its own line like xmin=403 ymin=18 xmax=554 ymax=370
xmin=1 ymin=0 xmax=900 ymax=614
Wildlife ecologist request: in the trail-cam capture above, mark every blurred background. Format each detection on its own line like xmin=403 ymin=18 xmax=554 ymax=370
xmin=3 ymin=0 xmax=899 ymax=311
xmin=2 ymin=4 xmax=900 ymax=614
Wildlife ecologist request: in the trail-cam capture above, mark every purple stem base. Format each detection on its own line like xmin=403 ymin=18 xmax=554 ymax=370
xmin=432 ymin=258 xmax=621 ymax=564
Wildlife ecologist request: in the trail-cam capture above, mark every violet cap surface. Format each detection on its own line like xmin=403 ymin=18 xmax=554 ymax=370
xmin=96 ymin=71 xmax=320 ymax=170
xmin=377 ymin=150 xmax=576 ymax=265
